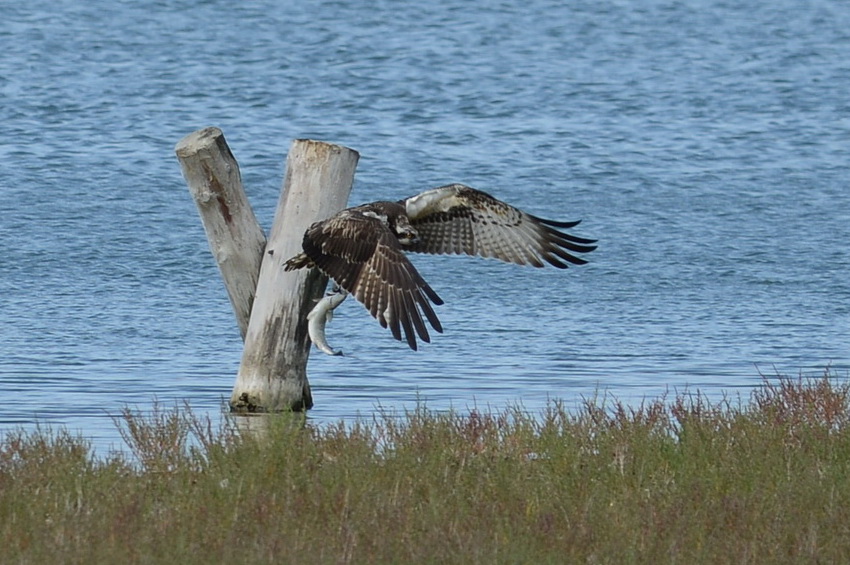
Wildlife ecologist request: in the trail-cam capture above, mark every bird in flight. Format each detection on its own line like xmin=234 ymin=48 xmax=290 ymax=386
xmin=284 ymin=183 xmax=596 ymax=351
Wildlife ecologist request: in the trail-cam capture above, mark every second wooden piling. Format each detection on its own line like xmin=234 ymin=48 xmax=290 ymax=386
xmin=175 ymin=127 xmax=267 ymax=339
xmin=230 ymin=139 xmax=359 ymax=412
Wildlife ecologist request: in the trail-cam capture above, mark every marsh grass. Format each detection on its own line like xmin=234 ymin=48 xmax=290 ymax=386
xmin=3 ymin=372 xmax=850 ymax=564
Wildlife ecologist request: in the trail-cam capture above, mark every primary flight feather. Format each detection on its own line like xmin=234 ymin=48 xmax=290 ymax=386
xmin=284 ymin=183 xmax=597 ymax=351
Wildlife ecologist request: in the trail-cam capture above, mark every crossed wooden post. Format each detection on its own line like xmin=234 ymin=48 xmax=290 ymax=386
xmin=175 ymin=128 xmax=358 ymax=413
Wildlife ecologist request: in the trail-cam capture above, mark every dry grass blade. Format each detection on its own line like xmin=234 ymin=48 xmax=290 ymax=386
xmin=113 ymin=401 xmax=194 ymax=473
xmin=753 ymin=366 xmax=850 ymax=432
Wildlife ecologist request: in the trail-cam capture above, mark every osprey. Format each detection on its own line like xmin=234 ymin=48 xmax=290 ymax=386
xmin=284 ymin=183 xmax=596 ymax=351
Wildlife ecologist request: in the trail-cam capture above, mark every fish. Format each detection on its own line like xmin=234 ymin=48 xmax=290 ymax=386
xmin=306 ymin=290 xmax=349 ymax=356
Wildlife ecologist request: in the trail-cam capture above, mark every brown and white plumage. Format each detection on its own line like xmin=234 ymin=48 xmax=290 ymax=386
xmin=285 ymin=183 xmax=596 ymax=350
xmin=403 ymin=184 xmax=597 ymax=268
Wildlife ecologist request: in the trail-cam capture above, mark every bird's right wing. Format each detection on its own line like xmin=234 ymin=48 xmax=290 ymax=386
xmin=403 ymin=183 xmax=597 ymax=268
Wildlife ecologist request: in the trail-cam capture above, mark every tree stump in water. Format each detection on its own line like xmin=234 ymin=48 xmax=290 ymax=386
xmin=176 ymin=130 xmax=358 ymax=412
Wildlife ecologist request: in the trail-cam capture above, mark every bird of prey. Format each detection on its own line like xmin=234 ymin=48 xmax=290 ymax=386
xmin=284 ymin=183 xmax=596 ymax=351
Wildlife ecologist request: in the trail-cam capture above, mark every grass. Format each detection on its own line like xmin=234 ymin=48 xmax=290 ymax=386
xmin=3 ymin=371 xmax=850 ymax=564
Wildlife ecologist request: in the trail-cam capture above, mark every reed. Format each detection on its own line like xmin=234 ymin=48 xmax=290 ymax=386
xmin=2 ymin=371 xmax=849 ymax=564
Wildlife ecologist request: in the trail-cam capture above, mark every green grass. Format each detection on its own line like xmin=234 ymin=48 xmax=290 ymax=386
xmin=3 ymin=372 xmax=850 ymax=564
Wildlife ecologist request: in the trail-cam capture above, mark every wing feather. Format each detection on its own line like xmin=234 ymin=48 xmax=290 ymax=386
xmin=386 ymin=290 xmax=402 ymax=342
xmin=403 ymin=183 xmax=596 ymax=268
xmin=296 ymin=209 xmax=442 ymax=350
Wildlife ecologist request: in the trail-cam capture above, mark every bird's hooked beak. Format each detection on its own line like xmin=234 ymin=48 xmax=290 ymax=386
xmin=397 ymin=229 xmax=419 ymax=246
xmin=393 ymin=220 xmax=420 ymax=245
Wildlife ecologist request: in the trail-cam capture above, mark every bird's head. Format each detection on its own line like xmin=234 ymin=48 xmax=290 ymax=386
xmin=393 ymin=215 xmax=420 ymax=246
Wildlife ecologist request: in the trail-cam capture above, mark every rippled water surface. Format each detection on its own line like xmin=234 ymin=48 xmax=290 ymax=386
xmin=2 ymin=0 xmax=849 ymax=453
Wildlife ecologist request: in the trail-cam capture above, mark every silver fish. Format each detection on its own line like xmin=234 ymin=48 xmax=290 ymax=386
xmin=307 ymin=290 xmax=348 ymax=356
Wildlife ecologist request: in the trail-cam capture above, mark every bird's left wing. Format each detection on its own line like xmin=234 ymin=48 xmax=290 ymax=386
xmin=298 ymin=210 xmax=443 ymax=351
xmin=403 ymin=184 xmax=597 ymax=268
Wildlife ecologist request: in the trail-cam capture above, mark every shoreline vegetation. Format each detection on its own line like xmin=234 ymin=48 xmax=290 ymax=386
xmin=3 ymin=371 xmax=850 ymax=563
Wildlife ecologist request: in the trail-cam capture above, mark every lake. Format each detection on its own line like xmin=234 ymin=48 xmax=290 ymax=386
xmin=2 ymin=0 xmax=849 ymax=454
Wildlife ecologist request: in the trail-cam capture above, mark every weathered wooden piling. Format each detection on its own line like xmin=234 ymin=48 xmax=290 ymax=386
xmin=231 ymin=140 xmax=358 ymax=412
xmin=176 ymin=132 xmax=358 ymax=412
xmin=175 ymin=127 xmax=266 ymax=339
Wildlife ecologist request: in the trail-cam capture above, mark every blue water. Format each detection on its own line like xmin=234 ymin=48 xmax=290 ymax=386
xmin=2 ymin=0 xmax=849 ymax=453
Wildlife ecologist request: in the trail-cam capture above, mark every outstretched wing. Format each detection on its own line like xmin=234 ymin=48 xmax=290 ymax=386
xmin=298 ymin=209 xmax=443 ymax=351
xmin=402 ymin=184 xmax=597 ymax=268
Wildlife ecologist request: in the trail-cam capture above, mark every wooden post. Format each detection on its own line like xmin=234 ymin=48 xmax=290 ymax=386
xmin=230 ymin=140 xmax=359 ymax=413
xmin=175 ymin=128 xmax=267 ymax=339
